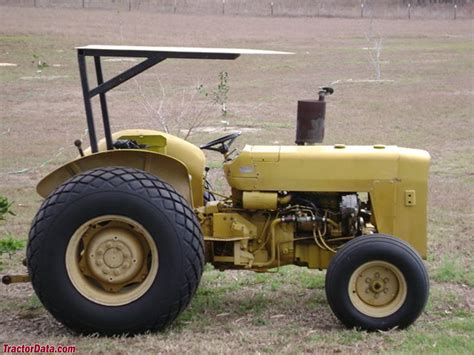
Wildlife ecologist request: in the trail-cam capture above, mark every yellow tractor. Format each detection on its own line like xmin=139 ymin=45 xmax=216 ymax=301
xmin=4 ymin=46 xmax=430 ymax=335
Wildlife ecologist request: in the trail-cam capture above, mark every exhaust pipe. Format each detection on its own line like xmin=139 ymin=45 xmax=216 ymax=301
xmin=295 ymin=87 xmax=334 ymax=145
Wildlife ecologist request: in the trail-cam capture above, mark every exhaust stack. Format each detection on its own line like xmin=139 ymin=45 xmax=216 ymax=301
xmin=295 ymin=87 xmax=333 ymax=145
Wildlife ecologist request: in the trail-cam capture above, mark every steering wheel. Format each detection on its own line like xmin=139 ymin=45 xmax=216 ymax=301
xmin=199 ymin=132 xmax=241 ymax=155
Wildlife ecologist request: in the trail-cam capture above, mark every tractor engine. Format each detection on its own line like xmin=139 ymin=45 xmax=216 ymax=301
xmin=278 ymin=192 xmax=374 ymax=250
xmin=285 ymin=193 xmax=361 ymax=236
xmin=199 ymin=191 xmax=376 ymax=270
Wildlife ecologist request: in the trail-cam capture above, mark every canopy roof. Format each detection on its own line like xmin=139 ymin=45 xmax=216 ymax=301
xmin=76 ymin=45 xmax=293 ymax=59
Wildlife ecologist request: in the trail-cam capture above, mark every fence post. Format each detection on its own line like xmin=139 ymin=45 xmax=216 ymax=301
xmin=34 ymin=0 xmax=37 ymax=7
xmin=222 ymin=0 xmax=225 ymax=15
xmin=82 ymin=0 xmax=84 ymax=9
xmin=128 ymin=0 xmax=131 ymax=11
xmin=270 ymin=2 xmax=274 ymax=16
xmin=408 ymin=3 xmax=411 ymax=20
xmin=360 ymin=3 xmax=364 ymax=18
xmin=454 ymin=4 xmax=457 ymax=20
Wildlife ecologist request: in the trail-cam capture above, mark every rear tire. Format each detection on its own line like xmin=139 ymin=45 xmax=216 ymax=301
xmin=325 ymin=234 xmax=429 ymax=330
xmin=27 ymin=167 xmax=204 ymax=335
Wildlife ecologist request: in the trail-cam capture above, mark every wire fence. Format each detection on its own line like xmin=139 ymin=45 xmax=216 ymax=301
xmin=0 ymin=0 xmax=472 ymax=19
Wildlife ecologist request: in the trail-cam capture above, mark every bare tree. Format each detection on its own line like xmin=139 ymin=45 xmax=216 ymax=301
xmin=330 ymin=5 xmax=393 ymax=86
xmin=365 ymin=12 xmax=384 ymax=80
xmin=134 ymin=75 xmax=216 ymax=140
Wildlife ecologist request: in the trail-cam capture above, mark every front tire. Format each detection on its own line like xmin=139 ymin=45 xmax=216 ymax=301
xmin=325 ymin=234 xmax=429 ymax=330
xmin=27 ymin=167 xmax=204 ymax=335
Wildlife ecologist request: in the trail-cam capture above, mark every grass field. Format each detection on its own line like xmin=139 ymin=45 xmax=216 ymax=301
xmin=0 ymin=5 xmax=473 ymax=353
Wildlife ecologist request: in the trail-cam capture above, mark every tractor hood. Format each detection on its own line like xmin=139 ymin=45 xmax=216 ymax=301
xmin=224 ymin=144 xmax=430 ymax=192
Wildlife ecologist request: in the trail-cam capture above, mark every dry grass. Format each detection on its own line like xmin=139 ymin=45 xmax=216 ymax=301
xmin=0 ymin=6 xmax=473 ymax=353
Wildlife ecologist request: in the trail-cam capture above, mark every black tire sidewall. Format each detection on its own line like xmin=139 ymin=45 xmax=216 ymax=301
xmin=326 ymin=236 xmax=429 ymax=330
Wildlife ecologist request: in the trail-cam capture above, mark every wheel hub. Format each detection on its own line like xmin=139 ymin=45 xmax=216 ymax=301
xmin=349 ymin=260 xmax=407 ymax=318
xmin=83 ymin=227 xmax=144 ymax=289
xmin=67 ymin=215 xmax=159 ymax=306
xmin=360 ymin=269 xmax=395 ymax=305
xmin=103 ymin=246 xmax=125 ymax=269
xmin=84 ymin=228 xmax=144 ymax=285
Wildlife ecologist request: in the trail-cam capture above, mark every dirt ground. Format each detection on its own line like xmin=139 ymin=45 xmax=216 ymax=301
xmin=0 ymin=5 xmax=473 ymax=354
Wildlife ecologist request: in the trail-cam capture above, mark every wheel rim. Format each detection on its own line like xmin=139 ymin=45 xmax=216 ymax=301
xmin=348 ymin=260 xmax=407 ymax=318
xmin=66 ymin=215 xmax=159 ymax=306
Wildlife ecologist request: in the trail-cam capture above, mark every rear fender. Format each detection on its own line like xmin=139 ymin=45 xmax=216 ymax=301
xmin=37 ymin=150 xmax=194 ymax=206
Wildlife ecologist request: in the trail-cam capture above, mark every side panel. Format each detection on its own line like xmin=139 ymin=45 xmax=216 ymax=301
xmin=224 ymin=145 xmax=400 ymax=192
xmin=395 ymin=151 xmax=430 ymax=257
xmin=37 ymin=150 xmax=194 ymax=206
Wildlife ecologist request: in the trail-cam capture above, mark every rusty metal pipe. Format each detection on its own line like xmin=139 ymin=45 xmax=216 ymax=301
xmin=295 ymin=100 xmax=326 ymax=145
xmin=295 ymin=87 xmax=333 ymax=145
